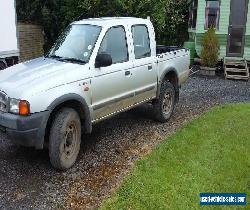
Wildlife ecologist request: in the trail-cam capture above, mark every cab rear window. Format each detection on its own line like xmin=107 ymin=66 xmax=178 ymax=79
xmin=132 ymin=25 xmax=151 ymax=59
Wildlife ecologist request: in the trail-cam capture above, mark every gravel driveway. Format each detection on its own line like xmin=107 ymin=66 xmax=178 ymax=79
xmin=0 ymin=75 xmax=249 ymax=210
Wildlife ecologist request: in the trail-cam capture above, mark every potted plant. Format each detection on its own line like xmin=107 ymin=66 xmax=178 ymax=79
xmin=200 ymin=28 xmax=220 ymax=76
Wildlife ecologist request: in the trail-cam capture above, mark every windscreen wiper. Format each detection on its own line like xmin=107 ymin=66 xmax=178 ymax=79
xmin=59 ymin=57 xmax=86 ymax=64
xmin=46 ymin=55 xmax=63 ymax=59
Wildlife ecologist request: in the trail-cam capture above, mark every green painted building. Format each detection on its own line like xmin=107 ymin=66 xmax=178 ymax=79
xmin=188 ymin=0 xmax=250 ymax=61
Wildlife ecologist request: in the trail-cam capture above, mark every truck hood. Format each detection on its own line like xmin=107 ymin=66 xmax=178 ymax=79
xmin=0 ymin=57 xmax=89 ymax=98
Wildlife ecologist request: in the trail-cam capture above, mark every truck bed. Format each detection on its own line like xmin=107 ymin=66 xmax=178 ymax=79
xmin=156 ymin=45 xmax=190 ymax=86
xmin=156 ymin=45 xmax=186 ymax=55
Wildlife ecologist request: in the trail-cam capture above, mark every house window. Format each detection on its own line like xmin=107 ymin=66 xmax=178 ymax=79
xmin=189 ymin=0 xmax=198 ymax=29
xmin=205 ymin=0 xmax=220 ymax=29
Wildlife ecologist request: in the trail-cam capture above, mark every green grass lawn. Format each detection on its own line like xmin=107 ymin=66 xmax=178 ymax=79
xmin=101 ymin=104 xmax=250 ymax=210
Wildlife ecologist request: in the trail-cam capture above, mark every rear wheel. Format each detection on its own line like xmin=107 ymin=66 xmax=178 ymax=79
xmin=153 ymin=81 xmax=176 ymax=123
xmin=49 ymin=108 xmax=81 ymax=170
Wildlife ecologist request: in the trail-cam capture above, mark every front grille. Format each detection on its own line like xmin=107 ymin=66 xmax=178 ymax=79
xmin=0 ymin=91 xmax=8 ymax=113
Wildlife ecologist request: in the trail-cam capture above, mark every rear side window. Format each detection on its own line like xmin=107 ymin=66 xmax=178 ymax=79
xmin=132 ymin=25 xmax=151 ymax=59
xmin=98 ymin=26 xmax=128 ymax=64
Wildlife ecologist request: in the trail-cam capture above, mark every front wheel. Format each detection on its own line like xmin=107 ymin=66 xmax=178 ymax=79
xmin=153 ymin=81 xmax=176 ymax=123
xmin=49 ymin=108 xmax=81 ymax=170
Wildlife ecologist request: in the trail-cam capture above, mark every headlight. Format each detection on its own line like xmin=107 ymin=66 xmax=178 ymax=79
xmin=9 ymin=98 xmax=19 ymax=114
xmin=9 ymin=98 xmax=30 ymax=116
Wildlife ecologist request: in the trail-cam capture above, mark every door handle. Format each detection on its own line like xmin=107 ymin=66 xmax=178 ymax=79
xmin=125 ymin=70 xmax=131 ymax=76
xmin=148 ymin=65 xmax=153 ymax=71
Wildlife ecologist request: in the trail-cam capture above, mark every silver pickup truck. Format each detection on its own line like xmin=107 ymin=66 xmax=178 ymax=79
xmin=0 ymin=17 xmax=190 ymax=170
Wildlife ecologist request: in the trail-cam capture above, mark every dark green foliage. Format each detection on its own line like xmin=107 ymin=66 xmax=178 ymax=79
xmin=201 ymin=28 xmax=220 ymax=67
xmin=16 ymin=0 xmax=188 ymax=52
xmin=16 ymin=0 xmax=66 ymax=51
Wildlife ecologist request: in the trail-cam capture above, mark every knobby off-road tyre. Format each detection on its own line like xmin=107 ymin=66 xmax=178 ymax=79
xmin=153 ymin=81 xmax=176 ymax=123
xmin=49 ymin=108 xmax=81 ymax=170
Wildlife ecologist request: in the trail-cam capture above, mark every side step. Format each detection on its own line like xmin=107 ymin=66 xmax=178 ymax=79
xmin=224 ymin=58 xmax=249 ymax=80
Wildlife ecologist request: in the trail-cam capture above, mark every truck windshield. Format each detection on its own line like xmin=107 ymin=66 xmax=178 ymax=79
xmin=48 ymin=24 xmax=101 ymax=63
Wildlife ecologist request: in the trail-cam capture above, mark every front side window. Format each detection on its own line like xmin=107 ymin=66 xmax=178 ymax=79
xmin=205 ymin=0 xmax=220 ymax=29
xmin=49 ymin=24 xmax=101 ymax=63
xmin=132 ymin=25 xmax=151 ymax=59
xmin=98 ymin=26 xmax=128 ymax=64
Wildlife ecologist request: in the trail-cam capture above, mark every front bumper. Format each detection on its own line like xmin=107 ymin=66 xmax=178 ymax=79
xmin=0 ymin=111 xmax=49 ymax=149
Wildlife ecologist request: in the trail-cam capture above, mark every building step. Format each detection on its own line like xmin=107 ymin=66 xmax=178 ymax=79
xmin=226 ymin=75 xmax=249 ymax=80
xmin=225 ymin=68 xmax=248 ymax=73
xmin=224 ymin=63 xmax=246 ymax=67
xmin=223 ymin=57 xmax=249 ymax=80
xmin=224 ymin=56 xmax=245 ymax=61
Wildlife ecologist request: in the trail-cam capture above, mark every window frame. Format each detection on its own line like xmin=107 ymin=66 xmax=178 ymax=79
xmin=98 ymin=25 xmax=129 ymax=65
xmin=131 ymin=24 xmax=152 ymax=60
xmin=204 ymin=0 xmax=221 ymax=30
xmin=49 ymin=24 xmax=102 ymax=63
xmin=188 ymin=0 xmax=198 ymax=29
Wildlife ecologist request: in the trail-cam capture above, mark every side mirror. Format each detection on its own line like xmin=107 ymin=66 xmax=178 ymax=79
xmin=95 ymin=53 xmax=112 ymax=68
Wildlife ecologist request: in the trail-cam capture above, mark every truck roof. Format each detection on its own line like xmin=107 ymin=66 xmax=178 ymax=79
xmin=74 ymin=17 xmax=151 ymax=27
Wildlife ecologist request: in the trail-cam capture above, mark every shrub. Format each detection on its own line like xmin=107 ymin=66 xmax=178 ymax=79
xmin=200 ymin=28 xmax=219 ymax=67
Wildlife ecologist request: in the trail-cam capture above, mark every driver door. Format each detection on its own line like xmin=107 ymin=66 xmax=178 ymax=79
xmin=91 ymin=26 xmax=134 ymax=121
